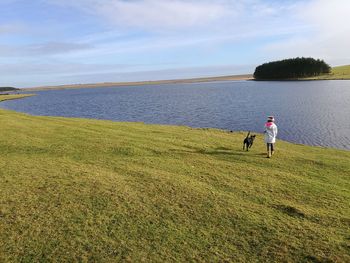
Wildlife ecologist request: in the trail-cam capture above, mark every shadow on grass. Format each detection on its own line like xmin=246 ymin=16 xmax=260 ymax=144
xmin=304 ymin=255 xmax=334 ymax=263
xmin=170 ymin=147 xmax=267 ymax=159
xmin=273 ymin=204 xmax=305 ymax=218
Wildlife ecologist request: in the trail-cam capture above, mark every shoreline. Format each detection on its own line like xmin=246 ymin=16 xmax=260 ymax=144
xmin=0 ymin=94 xmax=34 ymax=102
xmin=20 ymin=74 xmax=253 ymax=91
xmin=1 ymin=94 xmax=348 ymax=152
xmin=16 ymin=75 xmax=350 ymax=92
xmin=14 ymin=64 xmax=350 ymax=91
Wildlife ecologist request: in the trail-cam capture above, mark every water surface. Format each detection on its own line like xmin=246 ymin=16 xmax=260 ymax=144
xmin=2 ymin=80 xmax=350 ymax=150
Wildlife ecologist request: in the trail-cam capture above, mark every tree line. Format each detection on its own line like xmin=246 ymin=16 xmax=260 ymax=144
xmin=0 ymin=87 xmax=17 ymax=92
xmin=254 ymin=57 xmax=331 ymax=80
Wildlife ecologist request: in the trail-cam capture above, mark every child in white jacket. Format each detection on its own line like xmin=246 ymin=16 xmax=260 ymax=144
xmin=264 ymin=116 xmax=278 ymax=158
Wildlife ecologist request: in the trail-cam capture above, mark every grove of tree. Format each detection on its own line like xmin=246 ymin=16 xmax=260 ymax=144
xmin=254 ymin=57 xmax=331 ymax=80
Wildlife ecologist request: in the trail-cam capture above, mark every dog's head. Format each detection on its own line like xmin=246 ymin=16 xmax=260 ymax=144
xmin=250 ymin=135 xmax=256 ymax=141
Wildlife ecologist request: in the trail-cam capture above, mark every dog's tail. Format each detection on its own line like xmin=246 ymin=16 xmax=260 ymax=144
xmin=245 ymin=131 xmax=250 ymax=139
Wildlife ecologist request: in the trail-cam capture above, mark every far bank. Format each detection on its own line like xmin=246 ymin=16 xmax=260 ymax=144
xmin=21 ymin=74 xmax=253 ymax=92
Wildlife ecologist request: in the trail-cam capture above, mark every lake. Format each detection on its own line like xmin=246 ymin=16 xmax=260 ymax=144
xmin=2 ymin=80 xmax=350 ymax=150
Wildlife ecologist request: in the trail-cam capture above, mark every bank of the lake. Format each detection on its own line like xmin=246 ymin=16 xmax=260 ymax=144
xmin=4 ymin=80 xmax=350 ymax=150
xmin=0 ymin=97 xmax=349 ymax=262
xmin=13 ymin=64 xmax=350 ymax=92
xmin=21 ymin=74 xmax=253 ymax=91
xmin=0 ymin=94 xmax=34 ymax=102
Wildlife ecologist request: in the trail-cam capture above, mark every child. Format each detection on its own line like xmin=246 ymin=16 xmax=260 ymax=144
xmin=264 ymin=116 xmax=278 ymax=158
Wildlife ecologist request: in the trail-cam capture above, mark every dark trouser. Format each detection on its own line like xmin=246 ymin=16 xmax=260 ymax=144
xmin=267 ymin=143 xmax=274 ymax=152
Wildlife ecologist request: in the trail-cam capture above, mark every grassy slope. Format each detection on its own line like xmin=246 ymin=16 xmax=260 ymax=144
xmin=330 ymin=65 xmax=350 ymax=79
xmin=0 ymin=97 xmax=350 ymax=262
xmin=306 ymin=65 xmax=350 ymax=80
xmin=0 ymin=94 xmax=34 ymax=102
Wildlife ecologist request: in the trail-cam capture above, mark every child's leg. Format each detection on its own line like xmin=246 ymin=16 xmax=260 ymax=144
xmin=267 ymin=143 xmax=271 ymax=158
xmin=271 ymin=143 xmax=274 ymax=154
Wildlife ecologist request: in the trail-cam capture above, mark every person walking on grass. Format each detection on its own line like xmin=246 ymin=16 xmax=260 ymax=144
xmin=264 ymin=116 xmax=278 ymax=158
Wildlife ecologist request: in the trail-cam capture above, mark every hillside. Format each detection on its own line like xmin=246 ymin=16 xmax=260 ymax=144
xmin=329 ymin=65 xmax=350 ymax=79
xmin=306 ymin=65 xmax=350 ymax=80
xmin=22 ymin=74 xmax=253 ymax=91
xmin=0 ymin=95 xmax=349 ymax=262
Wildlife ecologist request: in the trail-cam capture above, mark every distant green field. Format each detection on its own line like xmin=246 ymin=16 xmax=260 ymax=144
xmin=0 ymin=95 xmax=349 ymax=262
xmin=306 ymin=64 xmax=350 ymax=80
xmin=0 ymin=94 xmax=33 ymax=102
xmin=330 ymin=65 xmax=350 ymax=78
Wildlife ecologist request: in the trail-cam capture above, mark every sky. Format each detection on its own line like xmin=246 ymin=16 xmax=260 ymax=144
xmin=0 ymin=0 xmax=349 ymax=87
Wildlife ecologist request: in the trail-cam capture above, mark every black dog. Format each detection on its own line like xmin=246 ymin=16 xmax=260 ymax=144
xmin=243 ymin=132 xmax=256 ymax=151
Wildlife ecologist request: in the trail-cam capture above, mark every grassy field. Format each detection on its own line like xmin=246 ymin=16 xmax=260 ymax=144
xmin=306 ymin=65 xmax=350 ymax=80
xmin=0 ymin=94 xmax=34 ymax=102
xmin=0 ymin=95 xmax=349 ymax=262
xmin=330 ymin=65 xmax=350 ymax=79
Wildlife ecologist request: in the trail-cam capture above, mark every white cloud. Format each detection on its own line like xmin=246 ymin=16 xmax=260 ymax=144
xmin=2 ymin=0 xmax=350 ymax=87
xmin=0 ymin=42 xmax=93 ymax=57
xmin=43 ymin=0 xmax=308 ymax=58
xmin=0 ymin=62 xmax=131 ymax=75
xmin=98 ymin=0 xmax=228 ymax=30
xmin=47 ymin=0 xmax=303 ymax=33
xmin=300 ymin=0 xmax=349 ymax=34
xmin=262 ymin=0 xmax=350 ymax=65
xmin=47 ymin=0 xmax=230 ymax=31
xmin=0 ymin=23 xmax=24 ymax=35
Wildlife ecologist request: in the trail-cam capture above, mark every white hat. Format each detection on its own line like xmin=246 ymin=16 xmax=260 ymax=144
xmin=267 ymin=116 xmax=275 ymax=121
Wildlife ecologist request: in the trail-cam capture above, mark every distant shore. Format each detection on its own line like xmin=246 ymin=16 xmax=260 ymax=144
xmin=22 ymin=74 xmax=253 ymax=91
xmin=0 ymin=94 xmax=34 ymax=102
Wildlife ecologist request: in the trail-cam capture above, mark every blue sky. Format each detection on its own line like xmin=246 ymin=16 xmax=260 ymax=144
xmin=1 ymin=0 xmax=349 ymax=87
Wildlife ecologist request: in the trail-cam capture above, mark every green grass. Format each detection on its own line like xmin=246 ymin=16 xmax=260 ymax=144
xmin=0 ymin=96 xmax=349 ymax=262
xmin=306 ymin=65 xmax=350 ymax=80
xmin=0 ymin=94 xmax=34 ymax=102
xmin=330 ymin=65 xmax=350 ymax=79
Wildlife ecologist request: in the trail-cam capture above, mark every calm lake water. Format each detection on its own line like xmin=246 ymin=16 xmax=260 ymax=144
xmin=2 ymin=80 xmax=350 ymax=150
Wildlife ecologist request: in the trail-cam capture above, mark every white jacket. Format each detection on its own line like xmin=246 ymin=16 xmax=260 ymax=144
xmin=264 ymin=122 xmax=278 ymax=143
